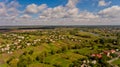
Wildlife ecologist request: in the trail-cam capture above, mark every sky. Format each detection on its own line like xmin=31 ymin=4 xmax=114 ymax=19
xmin=0 ymin=0 xmax=120 ymax=26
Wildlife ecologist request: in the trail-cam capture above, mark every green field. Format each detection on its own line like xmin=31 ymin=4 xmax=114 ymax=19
xmin=0 ymin=27 xmax=120 ymax=67
xmin=112 ymin=58 xmax=120 ymax=65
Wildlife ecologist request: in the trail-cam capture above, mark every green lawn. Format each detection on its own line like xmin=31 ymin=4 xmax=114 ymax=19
xmin=112 ymin=58 xmax=120 ymax=65
xmin=28 ymin=63 xmax=54 ymax=67
xmin=70 ymin=47 xmax=98 ymax=55
xmin=0 ymin=64 xmax=8 ymax=67
xmin=44 ymin=54 xmax=71 ymax=67
xmin=44 ymin=52 xmax=86 ymax=67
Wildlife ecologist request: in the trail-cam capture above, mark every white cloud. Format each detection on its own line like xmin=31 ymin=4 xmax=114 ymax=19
xmin=38 ymin=4 xmax=47 ymax=11
xmin=67 ymin=8 xmax=79 ymax=17
xmin=98 ymin=0 xmax=111 ymax=7
xmin=0 ymin=1 xmax=20 ymax=17
xmin=20 ymin=14 xmax=32 ymax=19
xmin=7 ymin=0 xmax=20 ymax=8
xmin=7 ymin=7 xmax=19 ymax=17
xmin=25 ymin=4 xmax=47 ymax=14
xmin=66 ymin=0 xmax=79 ymax=8
xmin=40 ymin=6 xmax=67 ymax=18
xmin=0 ymin=0 xmax=120 ymax=26
xmin=0 ymin=2 xmax=9 ymax=16
xmin=39 ymin=0 xmax=80 ymax=18
xmin=78 ymin=11 xmax=99 ymax=19
xmin=25 ymin=4 xmax=38 ymax=14
xmin=38 ymin=0 xmax=98 ymax=19
xmin=99 ymin=6 xmax=120 ymax=18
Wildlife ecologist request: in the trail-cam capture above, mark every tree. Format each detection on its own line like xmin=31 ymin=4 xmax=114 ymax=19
xmin=7 ymin=57 xmax=14 ymax=65
xmin=17 ymin=55 xmax=33 ymax=67
xmin=36 ymin=54 xmax=44 ymax=63
xmin=28 ymin=50 xmax=34 ymax=55
xmin=116 ymin=33 xmax=120 ymax=45
xmin=99 ymin=38 xmax=105 ymax=44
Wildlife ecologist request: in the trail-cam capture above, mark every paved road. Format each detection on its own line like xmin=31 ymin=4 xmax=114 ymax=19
xmin=107 ymin=57 xmax=119 ymax=63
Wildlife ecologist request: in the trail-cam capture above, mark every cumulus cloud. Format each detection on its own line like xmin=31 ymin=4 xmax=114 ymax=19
xmin=98 ymin=0 xmax=111 ymax=7
xmin=25 ymin=4 xmax=47 ymax=14
xmin=39 ymin=0 xmax=80 ymax=18
xmin=20 ymin=14 xmax=32 ymax=19
xmin=38 ymin=0 xmax=99 ymax=19
xmin=78 ymin=11 xmax=99 ymax=19
xmin=21 ymin=0 xmax=81 ymax=19
xmin=38 ymin=4 xmax=47 ymax=11
xmin=7 ymin=1 xmax=20 ymax=8
xmin=0 ymin=2 xmax=8 ymax=16
xmin=25 ymin=4 xmax=38 ymax=14
xmin=99 ymin=6 xmax=120 ymax=18
xmin=66 ymin=0 xmax=79 ymax=8
xmin=0 ymin=0 xmax=120 ymax=26
xmin=0 ymin=0 xmax=20 ymax=17
xmin=40 ymin=6 xmax=67 ymax=18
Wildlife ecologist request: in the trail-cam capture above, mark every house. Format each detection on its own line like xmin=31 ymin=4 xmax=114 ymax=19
xmin=91 ymin=54 xmax=102 ymax=58
xmin=91 ymin=54 xmax=96 ymax=57
xmin=104 ymin=50 xmax=110 ymax=57
xmin=91 ymin=60 xmax=97 ymax=64
xmin=96 ymin=54 xmax=102 ymax=58
xmin=103 ymin=49 xmax=116 ymax=57
xmin=110 ymin=49 xmax=116 ymax=53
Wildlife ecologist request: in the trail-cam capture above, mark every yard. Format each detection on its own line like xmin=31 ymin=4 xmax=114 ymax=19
xmin=112 ymin=58 xmax=120 ymax=65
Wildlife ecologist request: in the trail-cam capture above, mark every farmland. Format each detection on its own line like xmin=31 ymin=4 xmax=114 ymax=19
xmin=0 ymin=26 xmax=120 ymax=67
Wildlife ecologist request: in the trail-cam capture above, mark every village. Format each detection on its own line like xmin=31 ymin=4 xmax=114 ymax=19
xmin=80 ymin=49 xmax=120 ymax=67
xmin=0 ymin=31 xmax=81 ymax=54
xmin=0 ymin=27 xmax=120 ymax=67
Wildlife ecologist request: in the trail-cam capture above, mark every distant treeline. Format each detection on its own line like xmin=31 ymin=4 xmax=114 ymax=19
xmin=0 ymin=25 xmax=120 ymax=30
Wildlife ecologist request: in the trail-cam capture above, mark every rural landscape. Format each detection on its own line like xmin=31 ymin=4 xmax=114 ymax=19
xmin=0 ymin=26 xmax=120 ymax=67
xmin=0 ymin=0 xmax=120 ymax=67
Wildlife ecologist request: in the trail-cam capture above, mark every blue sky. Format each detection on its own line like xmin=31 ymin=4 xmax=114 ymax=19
xmin=16 ymin=0 xmax=65 ymax=11
xmin=0 ymin=0 xmax=120 ymax=25
xmin=2 ymin=0 xmax=120 ymax=12
xmin=5 ymin=0 xmax=120 ymax=11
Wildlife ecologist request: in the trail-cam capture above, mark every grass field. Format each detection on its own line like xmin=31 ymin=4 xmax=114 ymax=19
xmin=112 ymin=58 xmax=120 ymax=65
